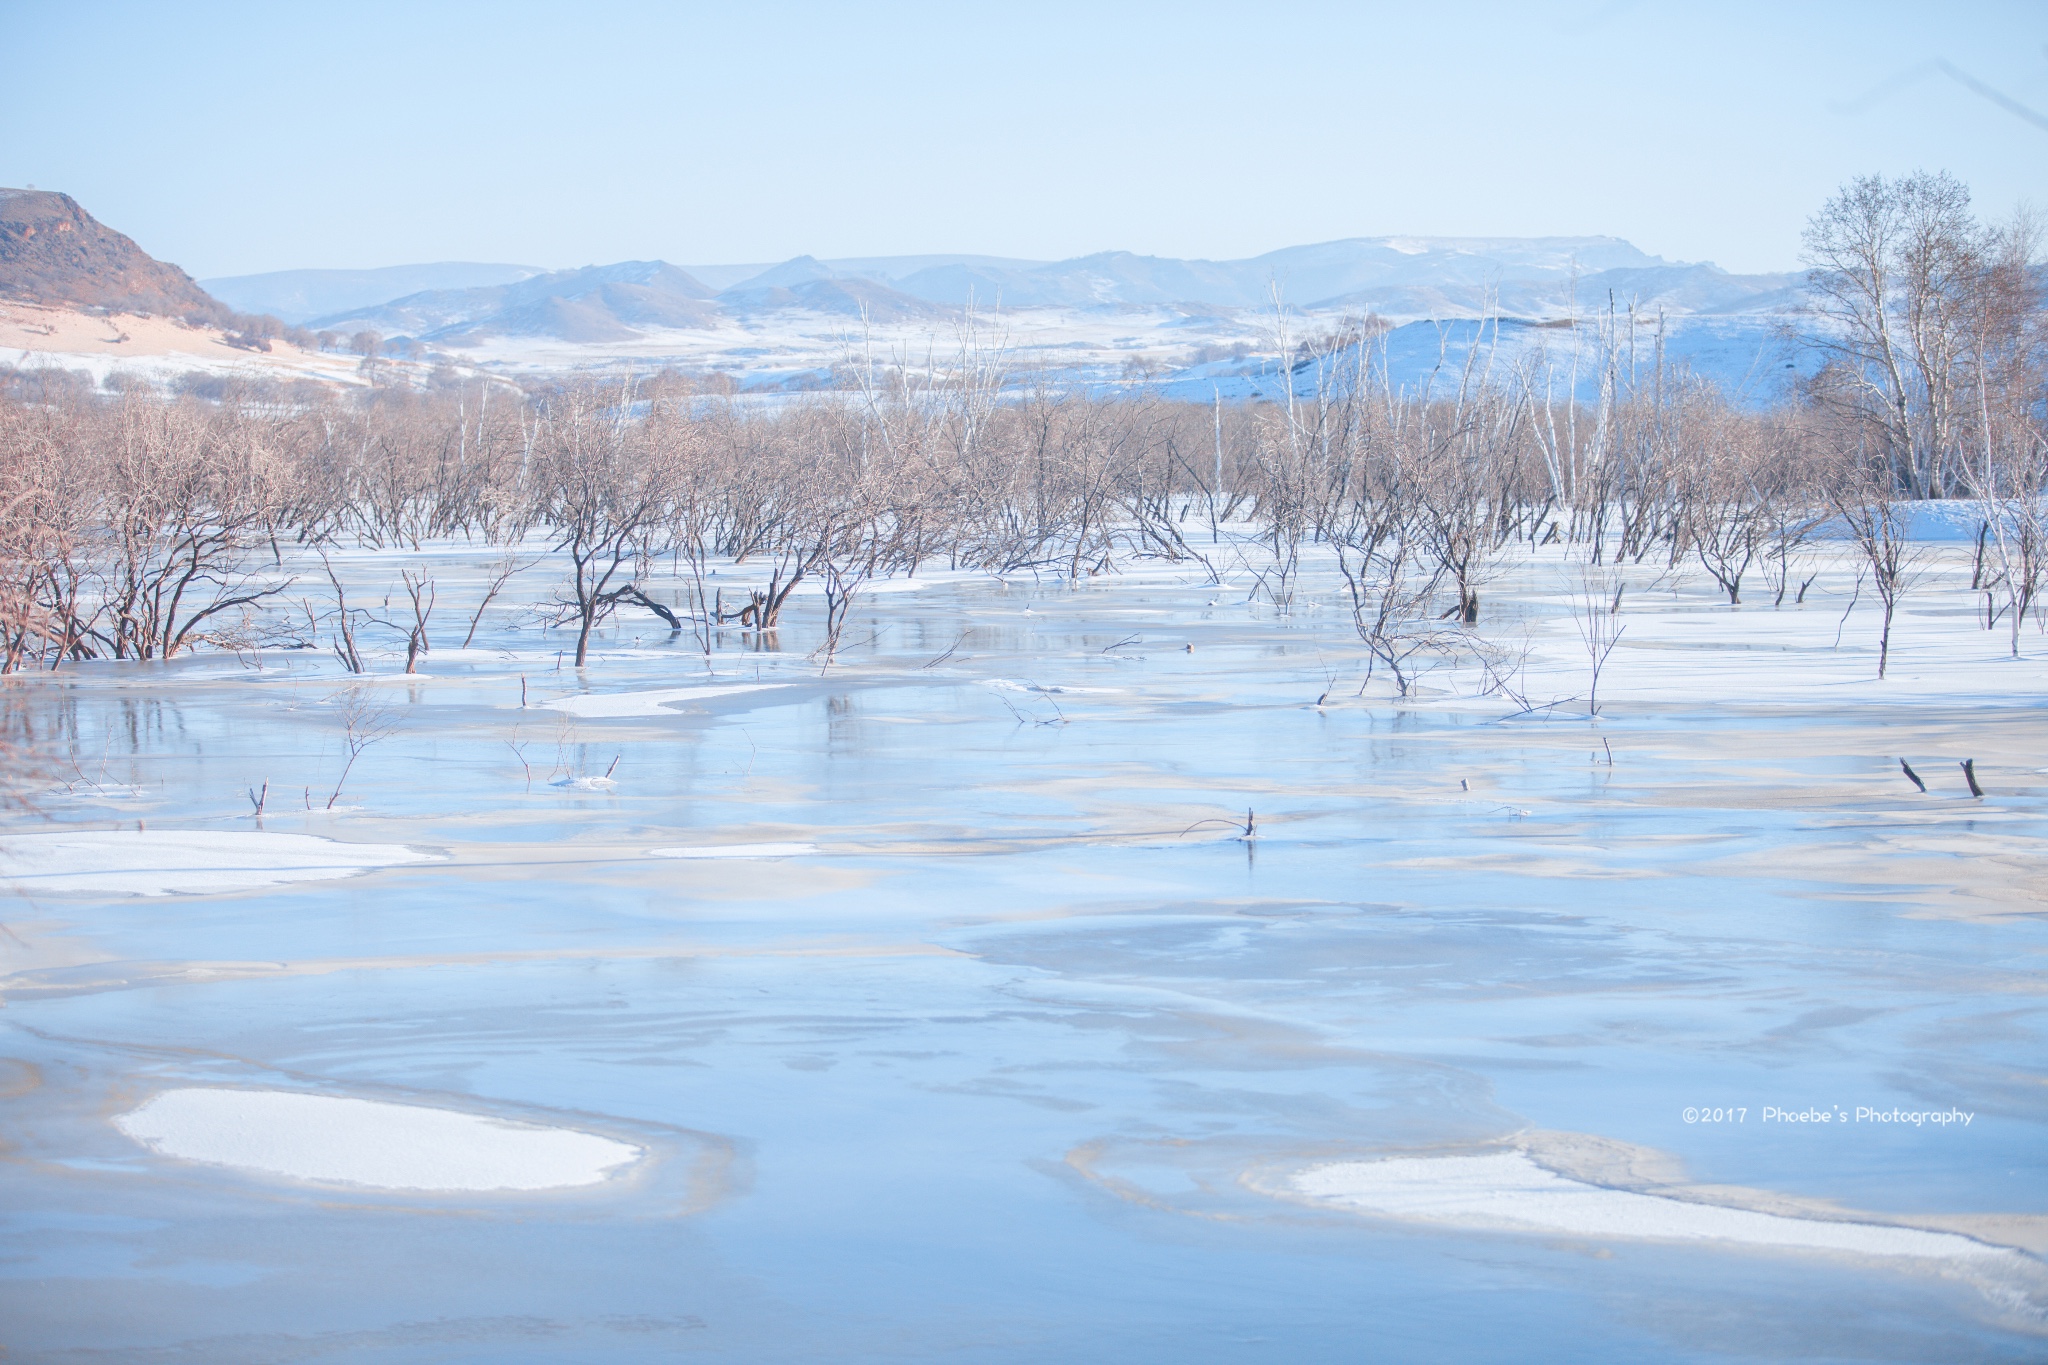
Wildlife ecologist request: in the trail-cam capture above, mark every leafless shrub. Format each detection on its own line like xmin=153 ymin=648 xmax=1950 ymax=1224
xmin=321 ymin=552 xmax=369 ymax=674
xmin=1825 ymin=453 xmax=1929 ymax=680
xmin=399 ymin=568 xmax=434 ymax=673
xmin=461 ymin=549 xmax=539 ymax=649
xmin=1568 ymin=564 xmax=1628 ymax=715
xmin=327 ymin=689 xmax=397 ymax=809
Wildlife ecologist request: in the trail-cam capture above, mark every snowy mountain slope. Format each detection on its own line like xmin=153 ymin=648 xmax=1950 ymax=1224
xmin=748 ymin=236 xmax=1781 ymax=314
xmin=724 ymin=255 xmax=840 ymax=290
xmin=308 ymin=256 xmax=947 ymax=341
xmin=716 ymin=260 xmax=939 ymax=321
xmin=761 ymin=253 xmax=1040 ymax=291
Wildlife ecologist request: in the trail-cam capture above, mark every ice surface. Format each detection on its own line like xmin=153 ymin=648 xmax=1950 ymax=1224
xmin=3 ymin=529 xmax=2046 ymax=1361
xmin=0 ymin=830 xmax=433 ymax=896
xmin=1292 ymin=1152 xmax=2014 ymax=1263
xmin=542 ymin=683 xmax=787 ymax=717
xmin=114 ymin=1088 xmax=641 ymax=1190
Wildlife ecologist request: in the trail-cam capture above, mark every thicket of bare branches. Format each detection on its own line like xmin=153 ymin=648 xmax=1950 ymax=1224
xmin=0 ymin=176 xmax=2039 ymax=683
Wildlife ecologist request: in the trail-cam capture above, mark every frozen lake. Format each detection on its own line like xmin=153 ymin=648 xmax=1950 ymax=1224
xmin=3 ymin=538 xmax=2045 ymax=1362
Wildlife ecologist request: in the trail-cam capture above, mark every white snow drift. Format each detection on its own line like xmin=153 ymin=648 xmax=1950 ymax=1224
xmin=0 ymin=830 xmax=433 ymax=896
xmin=651 ymin=842 xmax=819 ymax=859
xmin=115 ymin=1088 xmax=641 ymax=1191
xmin=1293 ymin=1152 xmax=2013 ymax=1264
xmin=543 ymin=683 xmax=786 ymax=718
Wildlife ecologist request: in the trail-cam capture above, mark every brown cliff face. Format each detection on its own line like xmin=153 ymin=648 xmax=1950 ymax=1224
xmin=0 ymin=188 xmax=227 ymax=321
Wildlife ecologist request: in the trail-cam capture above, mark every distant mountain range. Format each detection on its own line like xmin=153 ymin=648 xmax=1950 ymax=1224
xmin=199 ymin=262 xmax=549 ymax=322
xmin=204 ymin=238 xmax=1803 ymax=345
xmin=6 ymin=188 xmax=1813 ymax=403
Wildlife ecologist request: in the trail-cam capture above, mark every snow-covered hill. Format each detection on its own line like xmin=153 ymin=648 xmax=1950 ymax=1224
xmin=201 ymin=262 xmax=549 ymax=323
xmin=710 ymin=237 xmax=1795 ymax=314
xmin=284 ymin=235 xmax=1801 ymax=347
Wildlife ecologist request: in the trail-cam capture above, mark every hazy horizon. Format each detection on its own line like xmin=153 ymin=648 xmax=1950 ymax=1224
xmin=188 ymin=231 xmax=1767 ymax=289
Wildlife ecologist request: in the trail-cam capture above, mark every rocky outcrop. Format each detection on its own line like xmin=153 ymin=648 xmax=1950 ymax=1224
xmin=0 ymin=188 xmax=227 ymax=321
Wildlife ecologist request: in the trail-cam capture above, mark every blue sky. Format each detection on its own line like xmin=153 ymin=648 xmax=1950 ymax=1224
xmin=3 ymin=0 xmax=2043 ymax=277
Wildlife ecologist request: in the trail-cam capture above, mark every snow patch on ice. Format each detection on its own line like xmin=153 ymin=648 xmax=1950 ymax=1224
xmin=981 ymin=679 xmax=1120 ymax=695
xmin=1292 ymin=1151 xmax=2015 ymax=1263
xmin=650 ymin=842 xmax=819 ymax=859
xmin=115 ymin=1088 xmax=640 ymax=1192
xmin=0 ymin=831 xmax=434 ymax=897
xmin=543 ymin=683 xmax=787 ymax=718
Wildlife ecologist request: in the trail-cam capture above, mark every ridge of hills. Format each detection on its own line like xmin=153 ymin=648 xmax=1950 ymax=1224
xmin=300 ymin=258 xmax=944 ymax=341
xmin=221 ymin=238 xmax=1802 ymax=343
xmin=199 ymin=262 xmax=549 ymax=323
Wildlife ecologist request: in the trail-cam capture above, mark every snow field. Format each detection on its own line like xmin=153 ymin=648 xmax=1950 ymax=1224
xmin=1292 ymin=1152 xmax=2016 ymax=1264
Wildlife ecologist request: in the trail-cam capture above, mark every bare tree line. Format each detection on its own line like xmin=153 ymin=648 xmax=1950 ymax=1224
xmin=0 ymin=175 xmax=2040 ymax=683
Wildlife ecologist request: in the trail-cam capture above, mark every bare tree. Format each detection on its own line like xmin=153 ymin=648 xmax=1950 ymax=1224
xmin=1676 ymin=386 xmax=1773 ymax=606
xmin=535 ymin=381 xmax=678 ymax=666
xmin=399 ymin=568 xmax=435 ymax=673
xmin=94 ymin=395 xmax=292 ymax=660
xmin=1803 ymin=172 xmax=1984 ymax=499
xmin=321 ymin=552 xmax=370 ymax=674
xmin=1956 ymin=211 xmax=2048 ymax=656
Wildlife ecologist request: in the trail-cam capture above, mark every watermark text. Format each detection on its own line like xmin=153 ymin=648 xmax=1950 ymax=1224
xmin=1681 ymin=1105 xmax=1974 ymax=1127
